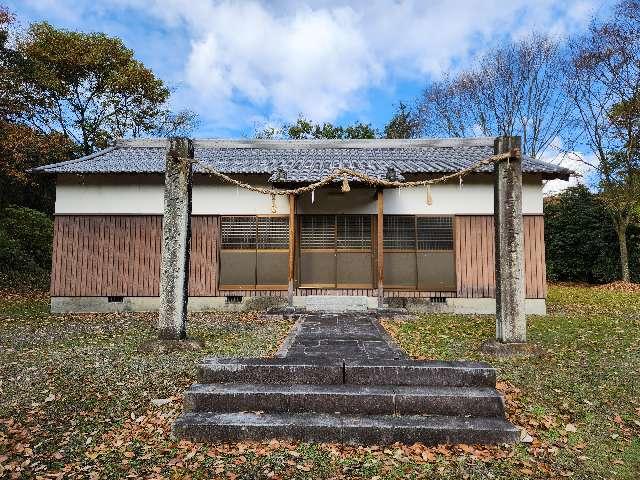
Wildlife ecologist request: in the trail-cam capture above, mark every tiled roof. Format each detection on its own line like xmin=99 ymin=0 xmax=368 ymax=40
xmin=32 ymin=138 xmax=573 ymax=181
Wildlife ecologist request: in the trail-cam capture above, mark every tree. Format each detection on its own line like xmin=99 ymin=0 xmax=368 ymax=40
xmin=15 ymin=22 xmax=195 ymax=155
xmin=256 ymin=116 xmax=377 ymax=139
xmin=152 ymin=109 xmax=199 ymax=138
xmin=0 ymin=9 xmax=74 ymax=213
xmin=544 ymin=185 xmax=640 ymax=283
xmin=417 ymin=33 xmax=571 ymax=158
xmin=0 ymin=6 xmax=24 ymax=120
xmin=0 ymin=205 xmax=54 ymax=289
xmin=565 ymin=0 xmax=640 ymax=281
xmin=0 ymin=122 xmax=72 ymax=212
xmin=384 ymin=102 xmax=420 ymax=138
xmin=286 ymin=117 xmax=376 ymax=139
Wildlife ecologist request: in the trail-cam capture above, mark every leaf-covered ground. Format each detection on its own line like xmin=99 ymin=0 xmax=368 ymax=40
xmin=0 ymin=284 xmax=639 ymax=479
xmin=384 ymin=284 xmax=640 ymax=479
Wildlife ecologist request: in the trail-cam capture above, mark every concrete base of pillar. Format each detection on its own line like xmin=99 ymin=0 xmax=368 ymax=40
xmin=480 ymin=339 xmax=532 ymax=357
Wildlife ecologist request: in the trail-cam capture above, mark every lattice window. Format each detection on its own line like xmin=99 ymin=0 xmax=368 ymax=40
xmin=384 ymin=215 xmax=416 ymax=250
xmin=221 ymin=216 xmax=257 ymax=249
xmin=301 ymin=215 xmax=335 ymax=249
xmin=257 ymin=217 xmax=289 ymax=250
xmin=337 ymin=215 xmax=371 ymax=250
xmin=417 ymin=216 xmax=453 ymax=251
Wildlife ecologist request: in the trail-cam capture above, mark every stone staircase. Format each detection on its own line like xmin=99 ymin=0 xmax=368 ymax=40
xmin=302 ymin=295 xmax=370 ymax=312
xmin=173 ymin=356 xmax=519 ymax=445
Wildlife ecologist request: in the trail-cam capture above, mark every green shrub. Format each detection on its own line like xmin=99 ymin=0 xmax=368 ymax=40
xmin=0 ymin=205 xmax=53 ymax=289
xmin=544 ymin=186 xmax=639 ymax=283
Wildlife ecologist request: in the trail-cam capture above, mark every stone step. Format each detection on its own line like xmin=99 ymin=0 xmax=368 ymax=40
xmin=303 ymin=295 xmax=370 ymax=312
xmin=198 ymin=357 xmax=344 ymax=385
xmin=184 ymin=383 xmax=505 ymax=417
xmin=198 ymin=358 xmax=496 ymax=387
xmin=173 ymin=412 xmax=519 ymax=445
xmin=344 ymin=359 xmax=496 ymax=388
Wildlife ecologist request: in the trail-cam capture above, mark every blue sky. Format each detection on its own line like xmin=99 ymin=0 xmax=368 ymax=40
xmin=6 ymin=0 xmax=613 ymax=139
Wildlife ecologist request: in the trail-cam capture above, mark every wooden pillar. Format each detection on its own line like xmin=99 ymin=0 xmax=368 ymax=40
xmin=287 ymin=194 xmax=296 ymax=306
xmin=158 ymin=137 xmax=193 ymax=340
xmin=377 ymin=188 xmax=384 ymax=308
xmin=494 ymin=136 xmax=526 ymax=343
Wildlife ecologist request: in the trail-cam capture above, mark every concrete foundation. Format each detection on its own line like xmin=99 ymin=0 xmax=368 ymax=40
xmin=448 ymin=298 xmax=546 ymax=315
xmin=50 ymin=296 xmax=546 ymax=315
xmin=50 ymin=296 xmax=288 ymax=313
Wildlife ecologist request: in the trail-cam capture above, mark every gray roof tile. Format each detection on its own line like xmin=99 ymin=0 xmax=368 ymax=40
xmin=32 ymin=138 xmax=573 ymax=181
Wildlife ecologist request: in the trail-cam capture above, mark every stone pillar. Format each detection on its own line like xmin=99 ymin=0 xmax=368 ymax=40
xmin=287 ymin=194 xmax=296 ymax=306
xmin=377 ymin=188 xmax=384 ymax=309
xmin=494 ymin=136 xmax=526 ymax=343
xmin=158 ymin=137 xmax=193 ymax=340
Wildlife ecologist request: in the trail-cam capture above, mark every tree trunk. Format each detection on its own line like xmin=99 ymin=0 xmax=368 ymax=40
xmin=615 ymin=221 xmax=630 ymax=282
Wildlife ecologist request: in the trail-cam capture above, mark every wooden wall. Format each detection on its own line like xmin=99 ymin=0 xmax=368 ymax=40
xmin=189 ymin=216 xmax=220 ymax=296
xmin=51 ymin=214 xmax=547 ymax=299
xmin=50 ymin=215 xmax=219 ymax=297
xmin=454 ymin=215 xmax=546 ymax=299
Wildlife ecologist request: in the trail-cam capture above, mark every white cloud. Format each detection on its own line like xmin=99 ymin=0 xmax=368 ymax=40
xmin=112 ymin=0 xmax=598 ymax=128
xmin=11 ymin=0 xmax=600 ymax=131
xmin=540 ymin=138 xmax=598 ymax=195
xmin=181 ymin=3 xmax=382 ymax=121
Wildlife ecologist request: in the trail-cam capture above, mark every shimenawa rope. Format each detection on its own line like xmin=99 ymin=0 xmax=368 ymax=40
xmin=175 ymin=149 xmax=519 ymax=197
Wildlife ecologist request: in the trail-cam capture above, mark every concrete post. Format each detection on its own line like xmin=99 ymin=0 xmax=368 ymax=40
xmin=287 ymin=194 xmax=296 ymax=306
xmin=377 ymin=189 xmax=384 ymax=309
xmin=494 ymin=136 xmax=526 ymax=343
xmin=158 ymin=137 xmax=193 ymax=340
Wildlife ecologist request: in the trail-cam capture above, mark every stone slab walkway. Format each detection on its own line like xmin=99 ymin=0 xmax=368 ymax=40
xmin=276 ymin=312 xmax=407 ymax=361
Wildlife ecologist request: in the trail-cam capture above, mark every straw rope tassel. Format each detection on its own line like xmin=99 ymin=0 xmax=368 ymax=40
xmin=426 ymin=184 xmax=433 ymax=206
xmin=341 ymin=174 xmax=351 ymax=192
xmin=271 ymin=194 xmax=277 ymax=213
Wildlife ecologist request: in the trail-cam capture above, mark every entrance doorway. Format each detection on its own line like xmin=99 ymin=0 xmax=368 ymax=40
xmin=299 ymin=215 xmax=374 ymax=288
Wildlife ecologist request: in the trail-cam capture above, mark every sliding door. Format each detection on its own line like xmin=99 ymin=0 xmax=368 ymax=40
xmin=299 ymin=215 xmax=336 ymax=287
xmin=219 ymin=215 xmax=289 ymax=289
xmin=383 ymin=215 xmax=418 ymax=288
xmin=416 ymin=216 xmax=455 ymax=291
xmin=299 ymin=215 xmax=373 ymax=288
xmin=383 ymin=215 xmax=455 ymax=291
xmin=336 ymin=215 xmax=373 ymax=288
xmin=219 ymin=216 xmax=257 ymax=289
xmin=256 ymin=217 xmax=289 ymax=289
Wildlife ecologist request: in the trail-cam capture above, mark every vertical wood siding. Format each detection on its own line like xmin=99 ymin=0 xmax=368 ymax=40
xmin=523 ymin=215 xmax=547 ymax=299
xmin=189 ymin=216 xmax=220 ymax=296
xmin=51 ymin=214 xmax=546 ymax=299
xmin=51 ymin=215 xmax=219 ymax=297
xmin=455 ymin=215 xmax=546 ymax=299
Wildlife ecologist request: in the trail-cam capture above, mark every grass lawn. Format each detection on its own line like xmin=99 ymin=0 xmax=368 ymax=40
xmin=0 ymin=285 xmax=639 ymax=479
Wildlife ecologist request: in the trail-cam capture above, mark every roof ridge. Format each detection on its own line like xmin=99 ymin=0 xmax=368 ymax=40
xmin=192 ymin=138 xmax=496 ymax=149
xmin=31 ymin=146 xmax=118 ymax=172
xmin=104 ymin=137 xmax=496 ymax=148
